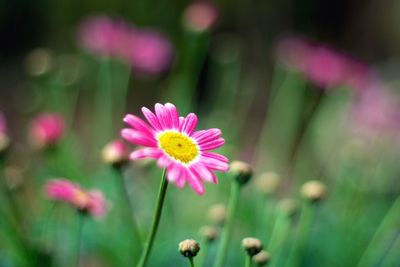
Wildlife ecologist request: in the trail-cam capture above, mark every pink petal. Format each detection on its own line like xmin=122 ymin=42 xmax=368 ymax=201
xmin=175 ymin=166 xmax=186 ymax=188
xmin=142 ymin=107 xmax=163 ymax=131
xmin=155 ymin=103 xmax=170 ymax=130
xmin=130 ymin=147 xmax=163 ymax=159
xmin=192 ymin=128 xmax=221 ymax=144
xmin=201 ymin=153 xmax=229 ymax=171
xmin=164 ymin=103 xmax=179 ymax=129
xmin=202 ymin=151 xmax=229 ymax=163
xmin=180 ymin=113 xmax=198 ymax=135
xmin=186 ymin=169 xmax=205 ymax=195
xmin=199 ymin=138 xmax=225 ymax=151
xmin=167 ymin=163 xmax=181 ymax=183
xmin=157 ymin=154 xmax=172 ymax=168
xmin=121 ymin=129 xmax=157 ymax=147
xmin=123 ymin=114 xmax=154 ymax=135
xmin=191 ymin=164 xmax=218 ymax=184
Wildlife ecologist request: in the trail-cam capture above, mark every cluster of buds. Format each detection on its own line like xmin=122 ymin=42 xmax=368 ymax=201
xmin=242 ymin=237 xmax=271 ymax=266
xmin=29 ymin=113 xmax=65 ymax=150
xmin=45 ymin=179 xmax=108 ymax=218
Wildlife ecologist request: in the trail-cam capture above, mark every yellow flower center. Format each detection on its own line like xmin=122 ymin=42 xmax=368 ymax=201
xmin=158 ymin=131 xmax=199 ymax=164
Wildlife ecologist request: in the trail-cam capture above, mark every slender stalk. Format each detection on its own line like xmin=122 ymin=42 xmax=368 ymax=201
xmin=286 ymin=202 xmax=316 ymax=267
xmin=75 ymin=212 xmax=85 ymax=267
xmin=380 ymin=230 xmax=400 ymax=267
xmin=196 ymin=237 xmax=209 ymax=267
xmin=213 ymin=182 xmax=241 ymax=267
xmin=245 ymin=255 xmax=252 ymax=267
xmin=189 ymin=257 xmax=195 ymax=267
xmin=137 ymin=169 xmax=169 ymax=267
xmin=356 ymin=196 xmax=400 ymax=267
xmin=268 ymin=213 xmax=292 ymax=267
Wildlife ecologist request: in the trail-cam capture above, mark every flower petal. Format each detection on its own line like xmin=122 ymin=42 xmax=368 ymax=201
xmin=130 ymin=147 xmax=163 ymax=159
xmin=123 ymin=114 xmax=154 ymax=135
xmin=201 ymin=152 xmax=229 ymax=171
xmin=155 ymin=103 xmax=171 ymax=130
xmin=192 ymin=128 xmax=222 ymax=145
xmin=142 ymin=107 xmax=163 ymax=131
xmin=180 ymin=113 xmax=198 ymax=135
xmin=157 ymin=154 xmax=172 ymax=168
xmin=121 ymin=128 xmax=157 ymax=147
xmin=199 ymin=138 xmax=225 ymax=151
xmin=165 ymin=103 xmax=179 ymax=129
xmin=191 ymin=164 xmax=218 ymax=184
xmin=186 ymin=168 xmax=205 ymax=195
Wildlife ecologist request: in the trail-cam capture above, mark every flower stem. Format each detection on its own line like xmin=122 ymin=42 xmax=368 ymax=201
xmin=213 ymin=182 xmax=241 ymax=267
xmin=137 ymin=169 xmax=169 ymax=267
xmin=75 ymin=212 xmax=85 ymax=267
xmin=268 ymin=213 xmax=292 ymax=267
xmin=189 ymin=257 xmax=196 ymax=267
xmin=196 ymin=237 xmax=209 ymax=267
xmin=245 ymin=255 xmax=252 ymax=267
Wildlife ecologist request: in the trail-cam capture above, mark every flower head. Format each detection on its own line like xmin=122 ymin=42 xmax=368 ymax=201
xmin=121 ymin=103 xmax=229 ymax=195
xmin=183 ymin=2 xmax=218 ymax=33
xmin=30 ymin=113 xmax=65 ymax=149
xmin=178 ymin=239 xmax=200 ymax=258
xmin=45 ymin=179 xmax=108 ymax=218
xmin=101 ymin=140 xmax=130 ymax=167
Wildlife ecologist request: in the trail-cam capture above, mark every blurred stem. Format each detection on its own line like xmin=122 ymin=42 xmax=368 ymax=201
xmin=380 ymin=230 xmax=400 ymax=267
xmin=356 ymin=196 xmax=400 ymax=267
xmin=213 ymin=182 xmax=241 ymax=267
xmin=268 ymin=213 xmax=292 ymax=267
xmin=196 ymin=237 xmax=209 ymax=267
xmin=188 ymin=257 xmax=195 ymax=267
xmin=75 ymin=212 xmax=85 ymax=267
xmin=137 ymin=169 xmax=168 ymax=267
xmin=286 ymin=202 xmax=316 ymax=267
xmin=113 ymin=63 xmax=131 ymax=128
xmin=245 ymin=255 xmax=252 ymax=267
xmin=111 ymin=167 xmax=142 ymax=249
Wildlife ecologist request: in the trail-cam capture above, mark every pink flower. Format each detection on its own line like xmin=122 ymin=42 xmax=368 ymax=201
xmin=183 ymin=2 xmax=218 ymax=32
xmin=121 ymin=103 xmax=229 ymax=195
xmin=127 ymin=29 xmax=173 ymax=75
xmin=30 ymin=113 xmax=65 ymax=148
xmin=45 ymin=179 xmax=108 ymax=218
xmin=101 ymin=139 xmax=130 ymax=166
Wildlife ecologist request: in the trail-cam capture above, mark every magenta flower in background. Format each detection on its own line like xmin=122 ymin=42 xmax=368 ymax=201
xmin=30 ymin=113 xmax=65 ymax=149
xmin=275 ymin=35 xmax=373 ymax=91
xmin=182 ymin=1 xmax=218 ymax=32
xmin=121 ymin=103 xmax=229 ymax=195
xmin=45 ymin=179 xmax=108 ymax=218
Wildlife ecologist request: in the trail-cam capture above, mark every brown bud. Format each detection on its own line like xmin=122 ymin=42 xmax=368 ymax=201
xmin=252 ymin=250 xmax=271 ymax=266
xmin=301 ymin=180 xmax=327 ymax=202
xmin=0 ymin=133 xmax=10 ymax=154
xmin=178 ymin=239 xmax=200 ymax=258
xmin=25 ymin=48 xmax=53 ymax=77
xmin=208 ymin=203 xmax=227 ymax=225
xmin=242 ymin=237 xmax=263 ymax=256
xmin=199 ymin=226 xmax=218 ymax=242
xmin=254 ymin=172 xmax=281 ymax=195
xmin=278 ymin=198 xmax=298 ymax=217
xmin=230 ymin=161 xmax=253 ymax=185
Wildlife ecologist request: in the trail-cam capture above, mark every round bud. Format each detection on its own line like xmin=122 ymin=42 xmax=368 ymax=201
xmin=252 ymin=250 xmax=271 ymax=266
xmin=0 ymin=132 xmax=10 ymax=154
xmin=178 ymin=239 xmax=200 ymax=258
xmin=254 ymin=172 xmax=281 ymax=195
xmin=208 ymin=203 xmax=227 ymax=225
xmin=278 ymin=198 xmax=298 ymax=217
xmin=101 ymin=140 xmax=130 ymax=168
xmin=230 ymin=161 xmax=253 ymax=185
xmin=25 ymin=48 xmax=53 ymax=77
xmin=199 ymin=226 xmax=218 ymax=242
xmin=182 ymin=2 xmax=218 ymax=33
xmin=241 ymin=237 xmax=263 ymax=256
xmin=301 ymin=180 xmax=327 ymax=202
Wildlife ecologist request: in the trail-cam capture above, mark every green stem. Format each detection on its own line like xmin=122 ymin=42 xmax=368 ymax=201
xmin=268 ymin=213 xmax=292 ymax=267
xmin=189 ymin=257 xmax=195 ymax=267
xmin=245 ymin=255 xmax=252 ymax=267
xmin=213 ymin=182 xmax=241 ymax=267
xmin=286 ymin=202 xmax=316 ymax=267
xmin=356 ymin=196 xmax=400 ymax=267
xmin=75 ymin=212 xmax=84 ymax=267
xmin=137 ymin=169 xmax=169 ymax=267
xmin=380 ymin=230 xmax=400 ymax=267
xmin=196 ymin=237 xmax=209 ymax=267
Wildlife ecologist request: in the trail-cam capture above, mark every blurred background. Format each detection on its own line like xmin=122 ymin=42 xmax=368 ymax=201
xmin=0 ymin=0 xmax=400 ymax=267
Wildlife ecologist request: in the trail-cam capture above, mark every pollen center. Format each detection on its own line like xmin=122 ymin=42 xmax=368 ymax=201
xmin=158 ymin=131 xmax=199 ymax=164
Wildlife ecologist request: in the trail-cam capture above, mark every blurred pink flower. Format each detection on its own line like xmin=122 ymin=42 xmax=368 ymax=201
xmin=45 ymin=179 xmax=108 ymax=218
xmin=101 ymin=139 xmax=130 ymax=166
xmin=121 ymin=103 xmax=229 ymax=195
xmin=183 ymin=2 xmax=218 ymax=32
xmin=30 ymin=113 xmax=65 ymax=149
xmin=275 ymin=35 xmax=373 ymax=91
xmin=127 ymin=29 xmax=173 ymax=75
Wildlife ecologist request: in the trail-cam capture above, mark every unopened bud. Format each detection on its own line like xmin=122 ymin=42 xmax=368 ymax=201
xmin=25 ymin=48 xmax=53 ymax=77
xmin=242 ymin=237 xmax=263 ymax=256
xmin=208 ymin=203 xmax=226 ymax=225
xmin=0 ymin=133 xmax=10 ymax=154
xmin=182 ymin=2 xmax=218 ymax=33
xmin=230 ymin=161 xmax=253 ymax=185
xmin=101 ymin=140 xmax=130 ymax=168
xmin=254 ymin=172 xmax=281 ymax=195
xmin=252 ymin=250 xmax=271 ymax=266
xmin=29 ymin=113 xmax=65 ymax=149
xmin=199 ymin=226 xmax=218 ymax=242
xmin=278 ymin=198 xmax=298 ymax=217
xmin=179 ymin=239 xmax=200 ymax=258
xmin=301 ymin=180 xmax=327 ymax=202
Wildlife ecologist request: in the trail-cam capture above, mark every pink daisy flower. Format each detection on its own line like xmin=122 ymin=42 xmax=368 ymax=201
xmin=30 ymin=113 xmax=66 ymax=149
xmin=45 ymin=179 xmax=108 ymax=218
xmin=121 ymin=103 xmax=229 ymax=195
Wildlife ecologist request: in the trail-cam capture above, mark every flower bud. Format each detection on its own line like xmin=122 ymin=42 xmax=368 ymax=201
xmin=230 ymin=160 xmax=253 ymax=185
xmin=208 ymin=203 xmax=226 ymax=225
xmin=178 ymin=239 xmax=200 ymax=258
xmin=0 ymin=112 xmax=10 ymax=154
xmin=101 ymin=140 xmax=130 ymax=168
xmin=252 ymin=250 xmax=271 ymax=266
xmin=301 ymin=180 xmax=327 ymax=202
xmin=199 ymin=226 xmax=218 ymax=242
xmin=182 ymin=2 xmax=218 ymax=33
xmin=254 ymin=172 xmax=281 ymax=195
xmin=241 ymin=237 xmax=263 ymax=256
xmin=29 ymin=113 xmax=66 ymax=149
xmin=278 ymin=198 xmax=298 ymax=217
xmin=25 ymin=48 xmax=53 ymax=77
